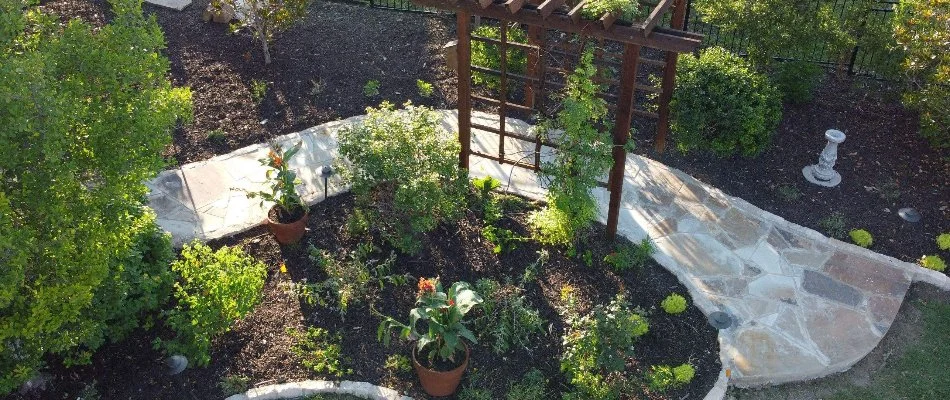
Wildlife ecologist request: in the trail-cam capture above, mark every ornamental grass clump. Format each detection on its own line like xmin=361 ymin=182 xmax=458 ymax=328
xmin=338 ymin=102 xmax=467 ymax=254
xmin=378 ymin=278 xmax=484 ymax=364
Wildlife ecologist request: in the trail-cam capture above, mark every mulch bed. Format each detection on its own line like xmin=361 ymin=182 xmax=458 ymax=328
xmin=24 ymin=193 xmax=721 ymax=399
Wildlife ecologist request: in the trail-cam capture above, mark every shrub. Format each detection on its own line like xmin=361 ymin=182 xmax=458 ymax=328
xmin=819 ymin=212 xmax=848 ymax=239
xmin=250 ymin=79 xmax=267 ymax=104
xmin=416 ymin=79 xmax=434 ymax=98
xmin=474 ymin=279 xmax=546 ymax=354
xmin=218 ymin=0 xmax=311 ymax=64
xmin=661 ymin=293 xmax=688 ymax=315
xmin=603 ymin=238 xmax=655 ymax=272
xmin=920 ymin=255 xmax=946 ymax=272
xmin=288 ymin=326 xmax=352 ymax=377
xmin=471 ymin=24 xmax=528 ymax=89
xmin=894 ymin=0 xmax=950 ymax=151
xmin=0 ymin=0 xmax=191 ymax=391
xmin=772 ymin=60 xmax=822 ymax=103
xmin=561 ymin=294 xmax=649 ymax=399
xmin=363 ymin=79 xmax=380 ymax=97
xmin=850 ymin=229 xmax=873 ymax=248
xmin=337 ymin=101 xmax=467 ymax=254
xmin=482 ymin=226 xmax=524 ymax=254
xmin=472 ymin=176 xmax=503 ymax=224
xmin=646 ymin=363 xmax=695 ymax=392
xmin=670 ymin=47 xmax=783 ymax=158
xmin=506 ymin=369 xmax=549 ymax=400
xmin=532 ymin=49 xmax=613 ymax=246
xmin=158 ymin=242 xmax=267 ymax=366
xmin=582 ymin=0 xmax=643 ymax=20
xmin=938 ymin=233 xmax=950 ymax=251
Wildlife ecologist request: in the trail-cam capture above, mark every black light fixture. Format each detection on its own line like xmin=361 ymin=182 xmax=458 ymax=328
xmin=165 ymin=355 xmax=188 ymax=375
xmin=708 ymin=311 xmax=733 ymax=330
xmin=898 ymin=207 xmax=921 ymax=223
xmin=318 ymin=165 xmax=335 ymax=200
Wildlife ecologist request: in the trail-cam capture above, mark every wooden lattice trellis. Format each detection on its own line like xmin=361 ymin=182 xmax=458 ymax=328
xmin=415 ymin=0 xmax=702 ymax=239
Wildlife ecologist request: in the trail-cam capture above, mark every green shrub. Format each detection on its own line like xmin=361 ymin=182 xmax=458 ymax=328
xmin=670 ymin=47 xmax=783 ymax=158
xmin=772 ymin=60 xmax=822 ymax=103
xmin=920 ymin=255 xmax=947 ymax=272
xmin=474 ymin=279 xmax=546 ymax=354
xmin=482 ymin=226 xmax=524 ymax=254
xmin=291 ymin=243 xmax=403 ymax=313
xmin=661 ymin=293 xmax=688 ymax=315
xmin=581 ymin=0 xmax=643 ymax=20
xmin=603 ymin=238 xmax=655 ymax=271
xmin=937 ymin=233 xmax=950 ymax=251
xmin=0 ymin=0 xmax=191 ymax=391
xmin=218 ymin=0 xmax=311 ymax=64
xmin=532 ymin=49 xmax=613 ymax=246
xmin=158 ymin=242 xmax=267 ymax=366
xmin=819 ymin=212 xmax=848 ymax=239
xmin=472 ymin=176 xmax=503 ymax=224
xmin=337 ymin=101 xmax=467 ymax=254
xmin=288 ymin=326 xmax=352 ymax=377
xmin=894 ymin=0 xmax=950 ymax=151
xmin=646 ymin=363 xmax=695 ymax=392
xmin=363 ymin=79 xmax=380 ymax=97
xmin=416 ymin=79 xmax=434 ymax=98
xmin=850 ymin=229 xmax=874 ymax=248
xmin=471 ymin=24 xmax=528 ymax=89
xmin=250 ymin=79 xmax=267 ymax=104
xmin=506 ymin=369 xmax=549 ymax=400
xmin=561 ymin=294 xmax=649 ymax=399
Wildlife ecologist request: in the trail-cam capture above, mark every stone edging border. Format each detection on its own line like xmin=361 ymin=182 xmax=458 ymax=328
xmin=224 ymin=380 xmax=411 ymax=400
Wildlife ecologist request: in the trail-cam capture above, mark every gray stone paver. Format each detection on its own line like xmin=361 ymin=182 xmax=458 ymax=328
xmin=147 ymin=110 xmax=950 ymax=389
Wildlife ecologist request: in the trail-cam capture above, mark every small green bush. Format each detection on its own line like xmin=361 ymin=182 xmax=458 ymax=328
xmin=384 ymin=354 xmax=412 ymax=374
xmin=581 ymin=0 xmax=644 ymax=20
xmin=158 ymin=242 xmax=267 ymax=366
xmin=670 ymin=47 xmax=783 ymax=158
xmin=850 ymin=229 xmax=874 ymax=248
xmin=362 ymin=80 xmax=380 ymax=97
xmin=646 ymin=363 xmax=695 ymax=392
xmin=819 ymin=212 xmax=849 ymax=239
xmin=475 ymin=279 xmax=546 ymax=354
xmin=661 ymin=293 xmax=688 ymax=315
xmin=772 ymin=60 xmax=822 ymax=104
xmin=337 ymin=101 xmax=467 ymax=254
xmin=218 ymin=374 xmax=251 ymax=397
xmin=920 ymin=255 xmax=947 ymax=272
xmin=416 ymin=79 xmax=434 ymax=98
xmin=603 ymin=238 xmax=655 ymax=271
xmin=471 ymin=24 xmax=528 ymax=89
xmin=288 ymin=326 xmax=352 ymax=377
xmin=472 ymin=176 xmax=503 ymax=224
xmin=937 ymin=233 xmax=950 ymax=251
xmin=250 ymin=79 xmax=267 ymax=104
xmin=506 ymin=369 xmax=549 ymax=400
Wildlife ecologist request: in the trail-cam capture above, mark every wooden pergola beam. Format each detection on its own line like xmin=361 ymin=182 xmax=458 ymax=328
xmin=642 ymin=0 xmax=674 ymax=36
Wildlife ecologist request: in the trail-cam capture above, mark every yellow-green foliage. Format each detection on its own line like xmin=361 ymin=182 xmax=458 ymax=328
xmin=920 ymin=255 xmax=947 ymax=272
xmin=937 ymin=233 xmax=950 ymax=251
xmin=661 ymin=293 xmax=688 ymax=315
xmin=646 ymin=363 xmax=695 ymax=392
xmin=471 ymin=24 xmax=528 ymax=89
xmin=849 ymin=229 xmax=874 ymax=248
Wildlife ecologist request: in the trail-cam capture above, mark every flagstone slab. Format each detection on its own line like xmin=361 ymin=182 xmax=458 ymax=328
xmin=146 ymin=110 xmax=950 ymax=389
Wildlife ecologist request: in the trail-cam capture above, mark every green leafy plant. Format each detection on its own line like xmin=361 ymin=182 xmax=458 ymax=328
xmin=246 ymin=140 xmax=305 ymax=220
xmin=363 ymin=79 xmax=380 ymax=97
xmin=532 ymin=48 xmax=613 ymax=246
xmin=646 ymin=363 xmax=695 ymax=392
xmin=384 ymin=354 xmax=412 ymax=374
xmin=292 ymin=243 xmax=403 ymax=313
xmin=0 ymin=0 xmax=192 ymax=391
xmin=416 ymin=79 xmax=434 ymax=98
xmin=937 ymin=233 xmax=950 ymax=251
xmin=378 ymin=278 xmax=483 ymax=364
xmin=288 ymin=326 xmax=352 ymax=377
xmin=472 ymin=176 xmax=503 ymax=224
xmin=920 ymin=255 xmax=947 ymax=272
xmin=582 ymin=0 xmax=643 ymax=20
xmin=158 ymin=242 xmax=267 ymax=367
xmin=482 ymin=226 xmax=524 ymax=254
xmin=218 ymin=374 xmax=252 ymax=397
xmin=250 ymin=79 xmax=268 ymax=104
xmin=878 ymin=177 xmax=901 ymax=202
xmin=772 ymin=60 xmax=822 ymax=103
xmin=775 ymin=183 xmax=802 ymax=201
xmin=337 ymin=102 xmax=467 ymax=254
xmin=670 ymin=47 xmax=783 ymax=158
xmin=850 ymin=229 xmax=874 ymax=248
xmin=894 ymin=0 xmax=949 ymax=151
xmin=471 ymin=24 xmax=528 ymax=89
xmin=207 ymin=129 xmax=227 ymax=144
xmin=560 ymin=293 xmax=650 ymax=399
xmin=603 ymin=238 xmax=654 ymax=271
xmin=216 ymin=0 xmax=311 ymax=64
xmin=506 ymin=369 xmax=549 ymax=400
xmin=819 ymin=212 xmax=849 ymax=239
xmin=474 ymin=279 xmax=546 ymax=354
xmin=661 ymin=293 xmax=688 ymax=315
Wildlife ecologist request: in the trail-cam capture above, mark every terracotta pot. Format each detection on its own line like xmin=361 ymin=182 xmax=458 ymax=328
xmin=265 ymin=206 xmax=308 ymax=244
xmin=412 ymin=345 xmax=469 ymax=397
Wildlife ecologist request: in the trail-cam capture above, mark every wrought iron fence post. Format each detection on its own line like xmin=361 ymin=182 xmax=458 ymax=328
xmin=847 ymin=45 xmax=860 ymax=75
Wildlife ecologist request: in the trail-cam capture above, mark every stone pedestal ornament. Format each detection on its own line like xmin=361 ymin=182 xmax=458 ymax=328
xmin=803 ymin=129 xmax=846 ymax=187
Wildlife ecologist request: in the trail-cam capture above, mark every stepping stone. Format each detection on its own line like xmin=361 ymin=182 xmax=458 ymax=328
xmin=145 ymin=0 xmax=191 ymax=11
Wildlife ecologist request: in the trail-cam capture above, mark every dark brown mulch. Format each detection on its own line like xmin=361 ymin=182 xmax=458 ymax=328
xmin=23 ymin=193 xmax=721 ymax=400
xmin=634 ymin=75 xmax=950 ymax=270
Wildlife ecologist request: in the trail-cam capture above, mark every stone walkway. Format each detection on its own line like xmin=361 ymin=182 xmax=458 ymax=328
xmin=148 ymin=110 xmax=949 ymax=388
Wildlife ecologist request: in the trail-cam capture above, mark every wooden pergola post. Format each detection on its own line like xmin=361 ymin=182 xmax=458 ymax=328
xmin=654 ymin=0 xmax=688 ymax=154
xmin=606 ymin=43 xmax=640 ymax=240
xmin=457 ymin=12 xmax=473 ymax=170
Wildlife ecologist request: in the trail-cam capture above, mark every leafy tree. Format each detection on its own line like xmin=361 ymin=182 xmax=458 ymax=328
xmin=219 ymin=0 xmax=311 ymax=64
xmin=0 ymin=0 xmax=191 ymax=392
xmin=894 ymin=0 xmax=950 ymax=150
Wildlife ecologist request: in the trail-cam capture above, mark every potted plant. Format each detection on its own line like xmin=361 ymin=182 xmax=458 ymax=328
xmin=378 ymin=278 xmax=483 ymax=397
xmin=247 ymin=140 xmax=308 ymax=244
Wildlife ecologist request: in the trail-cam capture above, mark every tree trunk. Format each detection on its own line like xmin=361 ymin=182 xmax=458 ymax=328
xmin=262 ymin=37 xmax=271 ymax=65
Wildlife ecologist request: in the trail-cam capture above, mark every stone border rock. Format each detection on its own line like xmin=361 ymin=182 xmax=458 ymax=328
xmin=224 ymin=380 xmax=412 ymax=400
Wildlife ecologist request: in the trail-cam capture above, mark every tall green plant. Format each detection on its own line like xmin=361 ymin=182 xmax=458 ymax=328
xmin=0 ymin=0 xmax=191 ymax=392
xmin=531 ymin=49 xmax=613 ymax=246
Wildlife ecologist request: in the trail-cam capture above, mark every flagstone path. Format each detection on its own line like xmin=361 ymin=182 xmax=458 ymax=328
xmin=147 ymin=110 xmax=950 ymax=388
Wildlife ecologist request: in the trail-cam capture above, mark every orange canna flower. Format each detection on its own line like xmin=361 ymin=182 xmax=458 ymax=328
xmin=417 ymin=277 xmax=437 ymax=297
xmin=268 ymin=150 xmax=283 ymax=168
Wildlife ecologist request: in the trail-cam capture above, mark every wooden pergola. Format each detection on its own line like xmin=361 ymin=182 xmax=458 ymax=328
xmin=415 ymin=0 xmax=702 ymax=239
